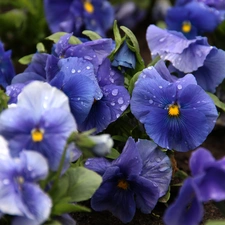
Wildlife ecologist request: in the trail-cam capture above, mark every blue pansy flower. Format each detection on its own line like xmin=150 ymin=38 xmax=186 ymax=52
xmin=0 ymin=41 xmax=15 ymax=89
xmin=130 ymin=60 xmax=218 ymax=152
xmin=111 ymin=41 xmax=136 ymax=69
xmin=0 ymin=136 xmax=52 ymax=225
xmin=0 ymin=81 xmax=77 ymax=171
xmin=166 ymin=1 xmax=224 ymax=39
xmin=163 ymin=147 xmax=225 ymax=225
xmin=8 ymin=35 xmax=129 ymax=133
xmin=44 ymin=0 xmax=114 ymax=37
xmin=146 ymin=25 xmax=225 ymax=92
xmin=85 ymin=137 xmax=172 ymax=223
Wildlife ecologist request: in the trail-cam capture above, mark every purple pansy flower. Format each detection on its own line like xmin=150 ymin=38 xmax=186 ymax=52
xmin=146 ymin=25 xmax=225 ymax=92
xmin=8 ymin=35 xmax=130 ymax=133
xmin=164 ymin=147 xmax=225 ymax=225
xmin=85 ymin=137 xmax=172 ymax=223
xmin=0 ymin=81 xmax=77 ymax=171
xmin=44 ymin=0 xmax=114 ymax=37
xmin=130 ymin=60 xmax=218 ymax=152
xmin=0 ymin=41 xmax=15 ymax=89
xmin=0 ymin=136 xmax=52 ymax=225
xmin=166 ymin=1 xmax=224 ymax=39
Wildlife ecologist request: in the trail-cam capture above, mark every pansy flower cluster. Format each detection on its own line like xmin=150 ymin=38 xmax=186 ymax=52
xmin=0 ymin=0 xmax=225 ymax=224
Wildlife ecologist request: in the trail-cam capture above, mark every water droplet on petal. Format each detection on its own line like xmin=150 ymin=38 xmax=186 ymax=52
xmin=71 ymin=69 xmax=76 ymax=73
xmin=120 ymin=105 xmax=127 ymax=111
xmin=177 ymin=84 xmax=182 ymax=90
xmin=86 ymin=66 xmax=91 ymax=70
xmin=112 ymin=89 xmax=118 ymax=96
xmin=159 ymin=86 xmax=163 ymax=89
xmin=159 ymin=37 xmax=165 ymax=42
xmin=118 ymin=97 xmax=124 ymax=104
xmin=116 ymin=114 xmax=120 ymax=118
xmin=85 ymin=161 xmax=90 ymax=165
xmin=77 ymin=70 xmax=81 ymax=73
xmin=111 ymin=102 xmax=115 ymax=106
xmin=149 ymin=99 xmax=153 ymax=104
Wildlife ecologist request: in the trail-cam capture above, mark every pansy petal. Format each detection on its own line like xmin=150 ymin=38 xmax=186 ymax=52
xmin=97 ymin=58 xmax=124 ymax=87
xmin=58 ymin=57 xmax=102 ymax=99
xmin=192 ymin=48 xmax=225 ymax=93
xmin=197 ymin=165 xmax=225 ymax=202
xmin=62 ymin=75 xmax=96 ymax=125
xmin=85 ymin=157 xmax=112 ymax=176
xmin=25 ymin=53 xmax=48 ymax=78
xmin=17 ymin=81 xmax=71 ymax=118
xmin=189 ymin=147 xmax=215 ymax=176
xmin=137 ymin=139 xmax=172 ymax=197
xmin=130 ymin=175 xmax=159 ymax=213
xmin=54 ymin=33 xmax=73 ymax=57
xmin=6 ymin=83 xmax=26 ymax=104
xmin=21 ymin=183 xmax=52 ymax=224
xmin=11 ymin=72 xmax=46 ymax=84
xmin=102 ymin=84 xmax=130 ymax=121
xmin=91 ymin=166 xmax=136 ymax=223
xmin=163 ymin=178 xmax=203 ymax=225
xmin=144 ymin=107 xmax=208 ymax=152
xmin=19 ymin=151 xmax=49 ymax=182
xmin=79 ymin=99 xmax=111 ymax=133
xmin=113 ymin=137 xmax=142 ymax=175
xmin=45 ymin=55 xmax=60 ymax=82
xmin=64 ymin=39 xmax=113 ymax=71
xmin=12 ymin=217 xmax=40 ymax=225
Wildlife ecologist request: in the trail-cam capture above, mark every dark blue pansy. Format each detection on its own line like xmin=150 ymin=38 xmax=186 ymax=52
xmin=44 ymin=0 xmax=114 ymax=37
xmin=166 ymin=2 xmax=223 ymax=39
xmin=0 ymin=41 xmax=15 ymax=89
xmin=78 ymin=58 xmax=130 ymax=133
xmin=0 ymin=81 xmax=77 ymax=171
xmin=146 ymin=25 xmax=225 ymax=92
xmin=85 ymin=137 xmax=172 ymax=222
xmin=130 ymin=61 xmax=218 ymax=152
xmin=0 ymin=136 xmax=52 ymax=224
xmin=164 ymin=147 xmax=225 ymax=225
xmin=111 ymin=41 xmax=136 ymax=69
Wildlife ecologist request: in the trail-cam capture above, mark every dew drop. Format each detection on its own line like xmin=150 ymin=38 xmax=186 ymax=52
xmin=112 ymin=89 xmax=118 ymax=96
xmin=159 ymin=86 xmax=163 ymax=89
xmin=148 ymin=66 xmax=153 ymax=70
xmin=77 ymin=70 xmax=81 ymax=73
xmin=86 ymin=66 xmax=91 ymax=70
xmin=111 ymin=102 xmax=115 ymax=106
xmin=85 ymin=161 xmax=90 ymax=165
xmin=120 ymin=105 xmax=127 ymax=111
xmin=177 ymin=84 xmax=182 ymax=90
xmin=118 ymin=97 xmax=124 ymax=104
xmin=84 ymin=56 xmax=93 ymax=60
xmin=149 ymin=99 xmax=153 ymax=104
xmin=71 ymin=69 xmax=76 ymax=73
xmin=142 ymin=74 xmax=146 ymax=78
xmin=116 ymin=114 xmax=120 ymax=118
xmin=77 ymin=97 xmax=80 ymax=100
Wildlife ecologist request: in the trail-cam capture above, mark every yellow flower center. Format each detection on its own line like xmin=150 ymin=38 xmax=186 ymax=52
xmin=182 ymin=21 xmax=192 ymax=33
xmin=117 ymin=179 xmax=129 ymax=190
xmin=84 ymin=1 xmax=94 ymax=14
xmin=168 ymin=104 xmax=180 ymax=117
xmin=31 ymin=129 xmax=44 ymax=142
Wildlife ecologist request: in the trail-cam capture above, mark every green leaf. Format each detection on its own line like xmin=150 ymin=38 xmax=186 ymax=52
xmin=0 ymin=90 xmax=9 ymax=113
xmin=0 ymin=9 xmax=27 ymax=29
xmin=128 ymin=71 xmax=141 ymax=94
xmin=66 ymin=167 xmax=102 ymax=202
xmin=111 ymin=135 xmax=127 ymax=142
xmin=82 ymin=30 xmax=102 ymax=40
xmin=120 ymin=26 xmax=140 ymax=52
xmin=52 ymin=202 xmax=90 ymax=215
xmin=174 ymin=169 xmax=189 ymax=180
xmin=158 ymin=187 xmax=170 ymax=203
xmin=44 ymin=220 xmax=62 ymax=225
xmin=207 ymin=92 xmax=225 ymax=112
xmin=46 ymin=32 xmax=81 ymax=44
xmin=18 ymin=54 xmax=34 ymax=65
xmin=105 ymin=148 xmax=120 ymax=159
xmin=205 ymin=221 xmax=225 ymax=225
xmin=36 ymin=42 xmax=46 ymax=53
